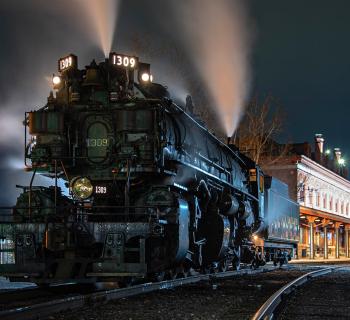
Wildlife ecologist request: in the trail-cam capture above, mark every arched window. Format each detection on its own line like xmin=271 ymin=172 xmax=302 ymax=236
xmin=329 ymin=197 xmax=333 ymax=211
xmin=323 ymin=194 xmax=327 ymax=209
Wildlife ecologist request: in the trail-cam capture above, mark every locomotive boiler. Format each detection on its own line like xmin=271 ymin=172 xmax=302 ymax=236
xmin=0 ymin=52 xmax=271 ymax=284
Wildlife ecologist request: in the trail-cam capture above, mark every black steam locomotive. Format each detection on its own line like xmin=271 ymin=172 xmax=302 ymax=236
xmin=0 ymin=53 xmax=299 ymax=284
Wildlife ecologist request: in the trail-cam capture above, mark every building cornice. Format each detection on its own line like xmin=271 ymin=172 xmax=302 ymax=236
xmin=297 ymin=155 xmax=350 ymax=191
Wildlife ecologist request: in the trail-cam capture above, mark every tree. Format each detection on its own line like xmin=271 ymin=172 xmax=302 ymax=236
xmin=233 ymin=95 xmax=289 ymax=165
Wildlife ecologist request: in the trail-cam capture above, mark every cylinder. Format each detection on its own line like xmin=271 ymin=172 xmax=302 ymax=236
xmin=220 ymin=194 xmax=239 ymax=216
xmin=238 ymin=201 xmax=253 ymax=221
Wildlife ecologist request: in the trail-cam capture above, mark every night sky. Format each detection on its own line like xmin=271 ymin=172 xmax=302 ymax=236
xmin=0 ymin=0 xmax=349 ymax=204
xmin=251 ymin=1 xmax=350 ymax=152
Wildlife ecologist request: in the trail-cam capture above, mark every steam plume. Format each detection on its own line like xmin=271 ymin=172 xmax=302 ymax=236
xmin=77 ymin=0 xmax=120 ymax=57
xmin=173 ymin=0 xmax=253 ymax=136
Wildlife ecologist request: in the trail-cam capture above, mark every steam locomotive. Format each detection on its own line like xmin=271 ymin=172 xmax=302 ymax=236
xmin=0 ymin=53 xmax=299 ymax=284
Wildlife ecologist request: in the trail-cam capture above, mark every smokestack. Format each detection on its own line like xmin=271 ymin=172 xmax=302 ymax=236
xmin=314 ymin=134 xmax=324 ymax=164
xmin=334 ymin=148 xmax=341 ymax=162
xmin=334 ymin=148 xmax=342 ymax=174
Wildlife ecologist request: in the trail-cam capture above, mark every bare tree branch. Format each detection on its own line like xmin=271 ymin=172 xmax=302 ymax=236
xmin=234 ymin=94 xmax=289 ymax=165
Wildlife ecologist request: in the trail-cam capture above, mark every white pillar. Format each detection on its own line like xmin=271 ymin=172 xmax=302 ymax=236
xmin=309 ymin=222 xmax=314 ymax=259
xmin=324 ymin=226 xmax=328 ymax=259
xmin=346 ymin=229 xmax=349 ymax=258
xmin=335 ymin=227 xmax=340 ymax=259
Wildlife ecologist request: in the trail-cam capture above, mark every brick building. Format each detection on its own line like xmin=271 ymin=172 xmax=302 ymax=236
xmin=262 ymin=134 xmax=350 ymax=259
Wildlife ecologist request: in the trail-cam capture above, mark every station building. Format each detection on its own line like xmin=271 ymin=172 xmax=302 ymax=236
xmin=263 ymin=134 xmax=350 ymax=259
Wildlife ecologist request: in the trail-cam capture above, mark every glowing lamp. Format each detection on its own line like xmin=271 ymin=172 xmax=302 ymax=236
xmin=138 ymin=62 xmax=151 ymax=84
xmin=52 ymin=75 xmax=61 ymax=86
xmin=338 ymin=158 xmax=345 ymax=166
xmin=71 ymin=177 xmax=93 ymax=200
xmin=325 ymin=149 xmax=331 ymax=155
xmin=141 ymin=73 xmax=150 ymax=82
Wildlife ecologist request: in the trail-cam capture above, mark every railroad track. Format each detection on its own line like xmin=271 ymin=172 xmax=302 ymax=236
xmin=252 ymin=265 xmax=347 ymax=320
xmin=0 ymin=265 xmax=278 ymax=320
xmin=51 ymin=265 xmax=312 ymax=320
xmin=1 ymin=263 xmax=342 ymax=320
xmin=0 ymin=283 xmax=105 ymax=312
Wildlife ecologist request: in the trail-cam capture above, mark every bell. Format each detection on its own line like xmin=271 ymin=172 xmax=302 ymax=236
xmin=83 ymin=60 xmax=102 ymax=87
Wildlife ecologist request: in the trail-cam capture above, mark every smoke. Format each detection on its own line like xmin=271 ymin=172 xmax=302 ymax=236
xmin=173 ymin=0 xmax=253 ymax=137
xmin=77 ymin=0 xmax=120 ymax=57
xmin=0 ymin=0 xmax=105 ymax=204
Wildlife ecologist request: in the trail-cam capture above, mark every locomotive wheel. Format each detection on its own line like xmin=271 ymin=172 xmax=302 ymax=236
xmin=233 ymin=245 xmax=241 ymax=271
xmin=180 ymin=269 xmax=189 ymax=278
xmin=251 ymin=260 xmax=259 ymax=269
xmin=179 ymin=264 xmax=193 ymax=278
xmin=118 ymin=277 xmax=134 ymax=288
xmin=203 ymin=264 xmax=219 ymax=274
xmin=219 ymin=259 xmax=229 ymax=272
xmin=167 ymin=268 xmax=178 ymax=280
xmin=202 ymin=266 xmax=211 ymax=274
xmin=150 ymin=272 xmax=165 ymax=282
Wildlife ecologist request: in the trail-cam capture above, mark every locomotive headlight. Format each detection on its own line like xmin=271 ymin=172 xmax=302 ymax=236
xmin=52 ymin=75 xmax=61 ymax=85
xmin=141 ymin=73 xmax=150 ymax=82
xmin=71 ymin=177 xmax=93 ymax=200
xmin=138 ymin=62 xmax=151 ymax=84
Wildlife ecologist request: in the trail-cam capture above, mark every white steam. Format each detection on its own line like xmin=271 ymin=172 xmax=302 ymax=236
xmin=173 ymin=0 xmax=253 ymax=136
xmin=0 ymin=111 xmax=24 ymax=144
xmin=76 ymin=0 xmax=120 ymax=57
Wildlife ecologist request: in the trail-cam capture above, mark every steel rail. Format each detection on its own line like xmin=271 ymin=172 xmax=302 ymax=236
xmin=0 ymin=265 xmax=276 ymax=320
xmin=251 ymin=266 xmax=341 ymax=320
